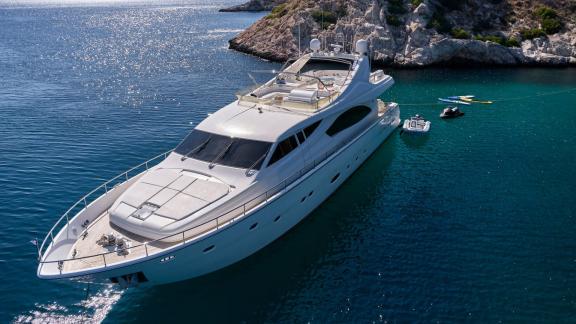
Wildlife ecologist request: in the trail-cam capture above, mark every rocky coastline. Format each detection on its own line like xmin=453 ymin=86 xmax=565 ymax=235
xmin=223 ymin=0 xmax=576 ymax=67
xmin=219 ymin=0 xmax=286 ymax=12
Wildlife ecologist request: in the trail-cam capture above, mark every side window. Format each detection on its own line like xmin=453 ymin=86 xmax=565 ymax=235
xmin=325 ymin=106 xmax=371 ymax=137
xmin=303 ymin=121 xmax=321 ymax=138
xmin=268 ymin=136 xmax=298 ymax=166
xmin=296 ymin=131 xmax=306 ymax=144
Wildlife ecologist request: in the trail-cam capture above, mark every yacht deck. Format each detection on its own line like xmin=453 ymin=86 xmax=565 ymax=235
xmin=63 ymin=212 xmax=177 ymax=272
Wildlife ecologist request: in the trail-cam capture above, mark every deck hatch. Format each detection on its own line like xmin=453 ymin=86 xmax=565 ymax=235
xmin=131 ymin=202 xmax=159 ymax=220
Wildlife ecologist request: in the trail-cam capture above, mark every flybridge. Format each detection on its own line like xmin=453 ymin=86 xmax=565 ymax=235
xmin=235 ymin=38 xmax=370 ymax=112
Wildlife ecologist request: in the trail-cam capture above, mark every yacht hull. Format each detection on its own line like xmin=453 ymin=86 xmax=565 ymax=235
xmin=44 ymin=107 xmax=400 ymax=286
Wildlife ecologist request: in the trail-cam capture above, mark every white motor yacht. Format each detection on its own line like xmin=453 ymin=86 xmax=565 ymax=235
xmin=37 ymin=39 xmax=400 ymax=286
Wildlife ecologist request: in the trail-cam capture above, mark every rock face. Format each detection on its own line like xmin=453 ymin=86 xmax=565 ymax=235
xmin=219 ymin=0 xmax=287 ymax=12
xmin=229 ymin=0 xmax=576 ymax=67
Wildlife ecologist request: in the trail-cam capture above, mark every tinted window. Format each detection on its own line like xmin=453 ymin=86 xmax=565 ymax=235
xmin=300 ymin=58 xmax=352 ymax=73
xmin=268 ymin=136 xmax=298 ymax=166
xmin=296 ymin=131 xmax=306 ymax=144
xmin=174 ymin=129 xmax=212 ymax=157
xmin=218 ymin=137 xmax=271 ymax=169
xmin=303 ymin=121 xmax=321 ymax=138
xmin=175 ymin=130 xmax=271 ymax=170
xmin=326 ymin=106 xmax=371 ymax=137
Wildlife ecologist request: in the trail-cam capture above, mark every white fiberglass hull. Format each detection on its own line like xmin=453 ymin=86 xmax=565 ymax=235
xmin=43 ymin=108 xmax=399 ymax=286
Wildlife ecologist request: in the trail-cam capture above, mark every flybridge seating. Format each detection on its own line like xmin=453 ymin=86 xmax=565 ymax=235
xmin=237 ymin=54 xmax=356 ymax=111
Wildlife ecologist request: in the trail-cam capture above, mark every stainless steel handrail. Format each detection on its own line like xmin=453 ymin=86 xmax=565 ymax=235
xmin=38 ymin=145 xmax=338 ymax=271
xmin=38 ymin=109 xmax=393 ymax=273
xmin=37 ymin=150 xmax=173 ymax=261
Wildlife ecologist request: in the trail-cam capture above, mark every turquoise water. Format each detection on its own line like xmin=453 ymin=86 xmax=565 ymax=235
xmin=1 ymin=1 xmax=576 ymax=323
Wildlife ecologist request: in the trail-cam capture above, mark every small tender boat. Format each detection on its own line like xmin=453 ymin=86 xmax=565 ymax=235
xmin=438 ymin=98 xmax=471 ymax=105
xmin=440 ymin=106 xmax=465 ymax=119
xmin=402 ymin=115 xmax=430 ymax=134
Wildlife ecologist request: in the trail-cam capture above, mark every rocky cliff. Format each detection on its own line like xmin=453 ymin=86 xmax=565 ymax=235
xmin=219 ymin=0 xmax=286 ymax=12
xmin=227 ymin=0 xmax=576 ymax=66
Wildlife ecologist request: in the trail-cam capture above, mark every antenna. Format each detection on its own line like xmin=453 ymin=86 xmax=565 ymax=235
xmin=321 ymin=2 xmax=325 ymax=51
xmin=247 ymin=73 xmax=258 ymax=86
xmin=298 ymin=22 xmax=301 ymax=56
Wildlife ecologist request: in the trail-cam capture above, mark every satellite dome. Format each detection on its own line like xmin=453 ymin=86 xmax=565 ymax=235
xmin=310 ymin=38 xmax=321 ymax=52
xmin=356 ymin=39 xmax=368 ymax=55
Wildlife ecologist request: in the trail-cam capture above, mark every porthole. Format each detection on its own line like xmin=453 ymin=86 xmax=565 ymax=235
xmin=300 ymin=196 xmax=306 ymax=203
xmin=249 ymin=223 xmax=258 ymax=230
xmin=274 ymin=215 xmax=281 ymax=222
xmin=308 ymin=191 xmax=313 ymax=197
xmin=160 ymin=255 xmax=175 ymax=263
xmin=203 ymin=245 xmax=215 ymax=253
xmin=331 ymin=173 xmax=341 ymax=183
xmin=346 ymin=164 xmax=350 ymax=169
xmin=355 ymin=156 xmax=359 ymax=161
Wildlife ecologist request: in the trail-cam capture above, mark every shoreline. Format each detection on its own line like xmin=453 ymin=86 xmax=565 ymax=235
xmin=229 ymin=39 xmax=576 ymax=69
xmin=224 ymin=0 xmax=576 ymax=69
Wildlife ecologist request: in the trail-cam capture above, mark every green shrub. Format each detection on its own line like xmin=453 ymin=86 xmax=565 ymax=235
xmin=535 ymin=6 xmax=558 ymax=19
xmin=427 ymin=11 xmax=452 ymax=33
xmin=266 ymin=4 xmax=287 ymax=19
xmin=311 ymin=10 xmax=337 ymax=29
xmin=534 ymin=6 xmax=563 ymax=34
xmin=474 ymin=35 xmax=518 ymax=47
xmin=541 ymin=18 xmax=562 ymax=34
xmin=451 ymin=28 xmax=470 ymax=39
xmin=411 ymin=0 xmax=423 ymax=6
xmin=520 ymin=28 xmax=546 ymax=40
xmin=387 ymin=15 xmax=402 ymax=27
xmin=474 ymin=35 xmax=505 ymax=45
xmin=388 ymin=0 xmax=407 ymax=15
xmin=505 ymin=38 xmax=520 ymax=47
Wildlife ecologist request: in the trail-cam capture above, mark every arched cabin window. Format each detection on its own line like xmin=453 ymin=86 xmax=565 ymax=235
xmin=325 ymin=106 xmax=371 ymax=137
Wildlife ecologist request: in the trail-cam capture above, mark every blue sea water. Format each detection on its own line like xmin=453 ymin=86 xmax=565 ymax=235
xmin=1 ymin=1 xmax=575 ymax=322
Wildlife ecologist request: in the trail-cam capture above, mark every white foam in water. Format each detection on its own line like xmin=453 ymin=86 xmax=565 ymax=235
xmin=14 ymin=286 xmax=123 ymax=324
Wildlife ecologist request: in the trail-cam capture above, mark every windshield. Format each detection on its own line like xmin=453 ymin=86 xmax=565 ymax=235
xmin=175 ymin=130 xmax=271 ymax=170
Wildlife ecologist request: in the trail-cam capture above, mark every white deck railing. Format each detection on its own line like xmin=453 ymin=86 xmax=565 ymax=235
xmin=37 ymin=150 xmax=172 ymax=262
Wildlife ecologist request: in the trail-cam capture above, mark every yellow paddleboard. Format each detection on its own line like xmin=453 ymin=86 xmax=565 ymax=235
xmin=460 ymin=97 xmax=493 ymax=104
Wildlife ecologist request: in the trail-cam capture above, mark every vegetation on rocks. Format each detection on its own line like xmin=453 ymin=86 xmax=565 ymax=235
xmin=535 ymin=7 xmax=563 ymax=34
xmin=427 ymin=10 xmax=452 ymax=34
xmin=387 ymin=15 xmax=402 ymax=27
xmin=474 ymin=35 xmax=520 ymax=47
xmin=266 ymin=4 xmax=287 ymax=19
xmin=311 ymin=10 xmax=337 ymax=29
xmin=520 ymin=28 xmax=546 ymax=40
xmin=228 ymin=0 xmax=576 ymax=67
xmin=450 ymin=28 xmax=470 ymax=39
xmin=388 ymin=0 xmax=407 ymax=15
xmin=411 ymin=0 xmax=423 ymax=7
